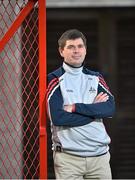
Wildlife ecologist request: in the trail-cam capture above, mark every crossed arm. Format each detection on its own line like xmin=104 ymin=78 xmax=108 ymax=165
xmin=64 ymin=92 xmax=109 ymax=112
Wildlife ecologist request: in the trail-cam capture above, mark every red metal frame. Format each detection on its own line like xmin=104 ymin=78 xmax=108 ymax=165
xmin=0 ymin=0 xmax=35 ymax=52
xmin=38 ymin=0 xmax=47 ymax=178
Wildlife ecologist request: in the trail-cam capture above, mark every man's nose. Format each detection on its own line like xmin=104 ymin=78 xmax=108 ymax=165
xmin=73 ymin=47 xmax=79 ymax=52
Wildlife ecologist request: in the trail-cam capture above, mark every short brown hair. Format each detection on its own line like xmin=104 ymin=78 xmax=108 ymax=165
xmin=58 ymin=29 xmax=87 ymax=49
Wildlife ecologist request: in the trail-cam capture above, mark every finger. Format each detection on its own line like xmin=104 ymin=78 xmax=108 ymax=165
xmin=100 ymin=96 xmax=109 ymax=102
xmin=98 ymin=93 xmax=108 ymax=101
xmin=64 ymin=105 xmax=72 ymax=112
xmin=95 ymin=92 xmax=107 ymax=101
xmin=98 ymin=95 xmax=109 ymax=102
xmin=95 ymin=92 xmax=104 ymax=101
xmin=93 ymin=93 xmax=102 ymax=103
xmin=94 ymin=93 xmax=109 ymax=103
xmin=64 ymin=105 xmax=68 ymax=110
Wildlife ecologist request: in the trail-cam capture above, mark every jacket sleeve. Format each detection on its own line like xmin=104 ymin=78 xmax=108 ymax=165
xmin=47 ymin=74 xmax=94 ymax=127
xmin=74 ymin=74 xmax=115 ymax=118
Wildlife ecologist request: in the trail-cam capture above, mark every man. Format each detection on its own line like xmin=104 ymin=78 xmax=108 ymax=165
xmin=47 ymin=29 xmax=115 ymax=179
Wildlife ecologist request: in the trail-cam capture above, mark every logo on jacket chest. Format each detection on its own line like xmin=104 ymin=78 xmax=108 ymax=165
xmin=89 ymin=86 xmax=96 ymax=93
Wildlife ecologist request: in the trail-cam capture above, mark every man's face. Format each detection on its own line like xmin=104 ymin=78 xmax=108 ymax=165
xmin=59 ymin=38 xmax=86 ymax=67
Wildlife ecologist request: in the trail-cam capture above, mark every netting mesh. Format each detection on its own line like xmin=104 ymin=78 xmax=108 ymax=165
xmin=0 ymin=0 xmax=40 ymax=178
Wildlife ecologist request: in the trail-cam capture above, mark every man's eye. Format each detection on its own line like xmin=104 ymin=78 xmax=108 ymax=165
xmin=78 ymin=44 xmax=84 ymax=48
xmin=67 ymin=45 xmax=74 ymax=49
xmin=66 ymin=44 xmax=84 ymax=49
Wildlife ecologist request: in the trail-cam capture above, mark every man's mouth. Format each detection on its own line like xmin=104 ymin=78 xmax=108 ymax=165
xmin=72 ymin=56 xmax=81 ymax=59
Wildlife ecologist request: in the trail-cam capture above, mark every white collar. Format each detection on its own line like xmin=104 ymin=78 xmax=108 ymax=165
xmin=63 ymin=62 xmax=83 ymax=75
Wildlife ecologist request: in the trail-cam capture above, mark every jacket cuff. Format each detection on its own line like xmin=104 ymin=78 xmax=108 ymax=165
xmin=72 ymin=104 xmax=76 ymax=112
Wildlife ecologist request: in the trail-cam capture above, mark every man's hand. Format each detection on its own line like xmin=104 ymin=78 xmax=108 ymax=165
xmin=64 ymin=105 xmax=73 ymax=112
xmin=93 ymin=92 xmax=109 ymax=103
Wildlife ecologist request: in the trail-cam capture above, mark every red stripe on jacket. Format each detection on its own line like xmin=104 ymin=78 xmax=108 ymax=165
xmin=99 ymin=76 xmax=110 ymax=91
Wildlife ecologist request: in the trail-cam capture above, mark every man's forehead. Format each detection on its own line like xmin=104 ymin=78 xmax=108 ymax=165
xmin=65 ymin=38 xmax=84 ymax=46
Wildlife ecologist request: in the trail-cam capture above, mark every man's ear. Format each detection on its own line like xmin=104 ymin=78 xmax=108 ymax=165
xmin=59 ymin=47 xmax=64 ymax=57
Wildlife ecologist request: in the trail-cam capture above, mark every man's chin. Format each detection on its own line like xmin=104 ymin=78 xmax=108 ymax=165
xmin=71 ymin=63 xmax=83 ymax=67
